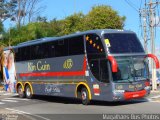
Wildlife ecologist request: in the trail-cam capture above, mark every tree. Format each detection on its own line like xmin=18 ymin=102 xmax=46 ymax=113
xmin=0 ymin=0 xmax=17 ymax=22
xmin=83 ymin=5 xmax=126 ymax=30
xmin=27 ymin=0 xmax=45 ymax=23
xmin=0 ymin=22 xmax=3 ymax=32
xmin=3 ymin=5 xmax=126 ymax=45
xmin=12 ymin=0 xmax=45 ymax=28
xmin=36 ymin=16 xmax=47 ymax=22
xmin=0 ymin=22 xmax=4 ymax=42
xmin=60 ymin=13 xmax=85 ymax=35
xmin=58 ymin=5 xmax=125 ymax=35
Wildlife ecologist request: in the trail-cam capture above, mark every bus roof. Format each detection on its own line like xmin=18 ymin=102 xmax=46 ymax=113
xmin=6 ymin=29 xmax=135 ymax=49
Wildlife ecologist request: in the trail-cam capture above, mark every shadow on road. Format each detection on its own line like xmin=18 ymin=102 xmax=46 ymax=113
xmin=91 ymin=99 xmax=148 ymax=106
xmin=12 ymin=95 xmax=149 ymax=106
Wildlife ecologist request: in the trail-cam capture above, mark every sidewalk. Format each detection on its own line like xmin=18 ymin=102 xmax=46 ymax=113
xmin=0 ymin=86 xmax=5 ymax=93
xmin=149 ymin=85 xmax=160 ymax=97
xmin=147 ymin=87 xmax=160 ymax=102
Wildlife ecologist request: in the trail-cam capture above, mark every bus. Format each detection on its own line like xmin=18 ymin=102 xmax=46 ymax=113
xmin=4 ymin=29 xmax=160 ymax=105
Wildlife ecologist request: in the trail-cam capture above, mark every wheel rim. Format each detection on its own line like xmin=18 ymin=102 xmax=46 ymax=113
xmin=18 ymin=86 xmax=23 ymax=95
xmin=82 ymin=91 xmax=87 ymax=100
xmin=26 ymin=87 xmax=31 ymax=97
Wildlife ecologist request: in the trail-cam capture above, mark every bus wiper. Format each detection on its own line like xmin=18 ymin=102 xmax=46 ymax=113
xmin=128 ymin=79 xmax=133 ymax=83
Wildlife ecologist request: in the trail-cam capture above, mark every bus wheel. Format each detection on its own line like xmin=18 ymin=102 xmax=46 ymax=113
xmin=81 ymin=87 xmax=90 ymax=105
xmin=17 ymin=85 xmax=25 ymax=98
xmin=25 ymin=85 xmax=33 ymax=99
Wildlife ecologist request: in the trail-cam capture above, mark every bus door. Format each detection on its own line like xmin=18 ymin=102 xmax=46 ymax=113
xmin=89 ymin=58 xmax=113 ymax=100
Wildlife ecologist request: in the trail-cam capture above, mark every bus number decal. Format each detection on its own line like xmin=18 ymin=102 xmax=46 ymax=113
xmin=63 ymin=59 xmax=73 ymax=69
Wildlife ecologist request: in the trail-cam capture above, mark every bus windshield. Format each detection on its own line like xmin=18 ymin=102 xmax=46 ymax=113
xmin=103 ymin=33 xmax=144 ymax=54
xmin=113 ymin=57 xmax=149 ymax=83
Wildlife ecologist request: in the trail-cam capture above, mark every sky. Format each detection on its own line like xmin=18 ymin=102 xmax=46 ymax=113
xmin=4 ymin=0 xmax=160 ymax=55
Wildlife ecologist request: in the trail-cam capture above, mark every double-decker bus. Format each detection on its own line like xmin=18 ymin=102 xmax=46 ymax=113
xmin=4 ymin=29 xmax=160 ymax=105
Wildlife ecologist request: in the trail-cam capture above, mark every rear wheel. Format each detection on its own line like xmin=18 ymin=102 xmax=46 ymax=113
xmin=17 ymin=85 xmax=25 ymax=98
xmin=81 ymin=87 xmax=90 ymax=105
xmin=25 ymin=85 xmax=33 ymax=99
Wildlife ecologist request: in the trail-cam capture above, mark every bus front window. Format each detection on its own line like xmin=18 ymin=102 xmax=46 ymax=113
xmin=132 ymin=58 xmax=149 ymax=81
xmin=103 ymin=33 xmax=144 ymax=54
xmin=113 ymin=60 xmax=132 ymax=82
xmin=112 ymin=57 xmax=149 ymax=83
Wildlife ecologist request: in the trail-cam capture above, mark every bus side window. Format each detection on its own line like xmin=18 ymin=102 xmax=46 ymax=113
xmin=86 ymin=34 xmax=105 ymax=60
xmin=34 ymin=45 xmax=40 ymax=59
xmin=55 ymin=39 xmax=68 ymax=57
xmin=20 ymin=46 xmax=30 ymax=61
xmin=30 ymin=45 xmax=40 ymax=60
xmin=90 ymin=60 xmax=100 ymax=80
xmin=15 ymin=48 xmax=20 ymax=61
xmin=100 ymin=59 xmax=109 ymax=83
xmin=48 ymin=42 xmax=55 ymax=58
xmin=39 ymin=43 xmax=51 ymax=59
xmin=68 ymin=36 xmax=84 ymax=56
xmin=90 ymin=59 xmax=109 ymax=83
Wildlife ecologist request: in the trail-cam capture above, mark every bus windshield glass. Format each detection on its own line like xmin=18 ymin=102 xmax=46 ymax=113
xmin=103 ymin=33 xmax=144 ymax=54
xmin=113 ymin=56 xmax=149 ymax=83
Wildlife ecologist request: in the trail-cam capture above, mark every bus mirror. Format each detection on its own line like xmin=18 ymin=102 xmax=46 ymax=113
xmin=145 ymin=54 xmax=160 ymax=69
xmin=107 ymin=55 xmax=118 ymax=72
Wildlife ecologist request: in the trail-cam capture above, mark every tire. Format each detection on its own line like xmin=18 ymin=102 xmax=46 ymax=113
xmin=25 ymin=85 xmax=33 ymax=99
xmin=81 ymin=87 xmax=90 ymax=105
xmin=17 ymin=85 xmax=25 ymax=98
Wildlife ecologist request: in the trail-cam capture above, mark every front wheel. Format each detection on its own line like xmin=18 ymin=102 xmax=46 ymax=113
xmin=25 ymin=85 xmax=33 ymax=99
xmin=17 ymin=85 xmax=25 ymax=98
xmin=81 ymin=87 xmax=90 ymax=105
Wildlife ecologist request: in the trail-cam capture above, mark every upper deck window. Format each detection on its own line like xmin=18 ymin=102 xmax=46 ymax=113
xmin=103 ymin=33 xmax=144 ymax=54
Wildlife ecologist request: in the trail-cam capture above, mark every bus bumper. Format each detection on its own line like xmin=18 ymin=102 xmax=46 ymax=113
xmin=124 ymin=90 xmax=147 ymax=100
xmin=112 ymin=89 xmax=150 ymax=101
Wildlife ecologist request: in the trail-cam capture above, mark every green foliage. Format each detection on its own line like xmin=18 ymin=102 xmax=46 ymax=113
xmin=3 ymin=5 xmax=126 ymax=46
xmin=0 ymin=22 xmax=3 ymax=32
xmin=60 ymin=13 xmax=85 ymax=35
xmin=84 ymin=5 xmax=126 ymax=30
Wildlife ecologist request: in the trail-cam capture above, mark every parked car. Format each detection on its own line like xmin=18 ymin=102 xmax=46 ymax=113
xmin=149 ymin=71 xmax=160 ymax=86
xmin=150 ymin=77 xmax=160 ymax=86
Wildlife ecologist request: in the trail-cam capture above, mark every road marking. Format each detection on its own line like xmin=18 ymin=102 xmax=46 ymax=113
xmin=0 ymin=91 xmax=5 ymax=93
xmin=2 ymin=93 xmax=12 ymax=95
xmin=150 ymin=101 xmax=160 ymax=103
xmin=147 ymin=98 xmax=152 ymax=102
xmin=4 ymin=98 xmax=30 ymax=101
xmin=145 ymin=98 xmax=160 ymax=103
xmin=5 ymin=108 xmax=51 ymax=120
xmin=129 ymin=98 xmax=160 ymax=103
xmin=1 ymin=100 xmax=18 ymax=102
xmin=0 ymin=102 xmax=5 ymax=104
xmin=2 ymin=93 xmax=18 ymax=96
xmin=150 ymin=95 xmax=160 ymax=99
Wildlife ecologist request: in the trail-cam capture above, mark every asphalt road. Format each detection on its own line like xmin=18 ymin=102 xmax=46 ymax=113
xmin=0 ymin=92 xmax=160 ymax=120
